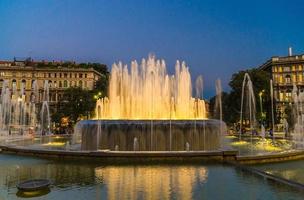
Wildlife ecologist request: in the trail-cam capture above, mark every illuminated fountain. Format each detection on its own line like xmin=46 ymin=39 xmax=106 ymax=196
xmin=0 ymin=80 xmax=37 ymax=137
xmin=39 ymin=80 xmax=51 ymax=135
xmin=0 ymin=79 xmax=51 ymax=138
xmin=291 ymin=84 xmax=304 ymax=148
xmin=239 ymin=73 xmax=257 ymax=140
xmin=76 ymin=55 xmax=226 ymax=151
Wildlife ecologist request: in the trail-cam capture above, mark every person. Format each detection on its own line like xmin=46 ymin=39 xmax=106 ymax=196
xmin=269 ymin=128 xmax=273 ymax=138
xmin=283 ymin=118 xmax=289 ymax=138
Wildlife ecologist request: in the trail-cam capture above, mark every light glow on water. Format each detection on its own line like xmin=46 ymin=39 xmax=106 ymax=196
xmin=41 ymin=142 xmax=66 ymax=146
xmin=230 ymin=141 xmax=249 ymax=146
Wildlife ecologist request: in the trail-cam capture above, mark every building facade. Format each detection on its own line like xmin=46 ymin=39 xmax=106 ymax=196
xmin=0 ymin=59 xmax=104 ymax=106
xmin=259 ymin=49 xmax=304 ymax=124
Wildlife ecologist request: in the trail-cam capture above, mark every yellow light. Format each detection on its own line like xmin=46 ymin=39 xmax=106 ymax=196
xmin=225 ymin=135 xmax=237 ymax=139
xmin=42 ymin=142 xmax=66 ymax=146
xmin=230 ymin=141 xmax=248 ymax=146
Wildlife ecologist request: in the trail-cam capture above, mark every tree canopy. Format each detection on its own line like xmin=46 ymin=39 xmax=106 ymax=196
xmin=209 ymin=68 xmax=272 ymax=127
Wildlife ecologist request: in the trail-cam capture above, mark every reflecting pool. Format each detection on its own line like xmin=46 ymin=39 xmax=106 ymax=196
xmin=0 ymin=154 xmax=303 ymax=199
xmin=253 ymin=160 xmax=304 ymax=185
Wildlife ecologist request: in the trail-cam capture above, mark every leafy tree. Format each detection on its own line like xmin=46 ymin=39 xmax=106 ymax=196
xmin=53 ymin=87 xmax=97 ymax=124
xmin=209 ymin=68 xmax=272 ymax=127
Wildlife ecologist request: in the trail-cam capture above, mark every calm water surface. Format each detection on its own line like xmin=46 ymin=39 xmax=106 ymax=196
xmin=0 ymin=154 xmax=303 ymax=200
xmin=254 ymin=159 xmax=304 ymax=185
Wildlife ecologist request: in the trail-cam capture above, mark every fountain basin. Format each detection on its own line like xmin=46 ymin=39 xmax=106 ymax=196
xmin=75 ymin=119 xmax=225 ymax=151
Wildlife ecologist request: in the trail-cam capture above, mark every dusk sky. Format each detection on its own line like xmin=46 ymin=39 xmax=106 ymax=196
xmin=1 ymin=0 xmax=304 ymax=97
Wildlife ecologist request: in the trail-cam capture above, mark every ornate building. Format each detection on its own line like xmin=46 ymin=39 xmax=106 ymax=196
xmin=0 ymin=58 xmax=104 ymax=106
xmin=259 ymin=48 xmax=304 ymax=124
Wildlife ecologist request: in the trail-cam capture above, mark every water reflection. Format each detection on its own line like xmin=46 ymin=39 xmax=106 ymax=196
xmin=95 ymin=166 xmax=207 ymax=200
xmin=0 ymin=154 xmax=303 ymax=200
xmin=0 ymin=156 xmax=208 ymax=199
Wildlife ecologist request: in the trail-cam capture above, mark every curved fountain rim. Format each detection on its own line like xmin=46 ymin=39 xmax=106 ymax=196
xmin=1 ymin=142 xmax=304 ymax=165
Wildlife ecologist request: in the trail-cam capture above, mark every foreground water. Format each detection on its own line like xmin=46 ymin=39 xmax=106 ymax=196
xmin=0 ymin=154 xmax=303 ymax=199
xmin=254 ymin=160 xmax=304 ymax=185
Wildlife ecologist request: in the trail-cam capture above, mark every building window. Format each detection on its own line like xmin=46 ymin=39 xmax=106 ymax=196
xmin=64 ymin=80 xmax=68 ymax=88
xmin=12 ymin=79 xmax=17 ymax=88
xmin=64 ymin=73 xmax=68 ymax=78
xmin=299 ymin=65 xmax=303 ymax=71
xmin=85 ymin=74 xmax=87 ymax=78
xmin=70 ymin=73 xmax=72 ymax=78
xmin=54 ymin=81 xmax=57 ymax=88
xmin=286 ymin=90 xmax=292 ymax=101
xmin=74 ymin=73 xmax=77 ymax=78
xmin=79 ymin=80 xmax=83 ymax=88
xmin=284 ymin=67 xmax=290 ymax=72
xmin=55 ymin=73 xmax=57 ymax=78
xmin=292 ymin=74 xmax=296 ymax=83
xmin=299 ymin=74 xmax=303 ymax=82
xmin=60 ymin=73 xmax=62 ymax=78
xmin=0 ymin=79 xmax=3 ymax=88
xmin=21 ymin=80 xmax=26 ymax=90
xmin=49 ymin=80 xmax=52 ymax=88
xmin=292 ymin=66 xmax=296 ymax=71
xmin=285 ymin=75 xmax=291 ymax=84
xmin=279 ymin=67 xmax=283 ymax=72
xmin=279 ymin=92 xmax=284 ymax=101
xmin=79 ymin=73 xmax=83 ymax=78
xmin=59 ymin=81 xmax=62 ymax=88
xmin=49 ymin=73 xmax=51 ymax=78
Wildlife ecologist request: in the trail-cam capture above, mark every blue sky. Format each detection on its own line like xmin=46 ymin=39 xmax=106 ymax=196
xmin=1 ymin=0 xmax=304 ymax=97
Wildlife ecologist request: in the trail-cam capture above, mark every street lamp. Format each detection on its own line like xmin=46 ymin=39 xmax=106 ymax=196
xmin=259 ymin=90 xmax=265 ymax=121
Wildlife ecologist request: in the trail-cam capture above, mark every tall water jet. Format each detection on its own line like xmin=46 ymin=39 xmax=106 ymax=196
xmin=40 ymin=81 xmax=51 ymax=135
xmin=95 ymin=55 xmax=206 ymax=119
xmin=291 ymin=84 xmax=304 ymax=148
xmin=270 ymin=79 xmax=275 ymax=136
xmin=215 ymin=79 xmax=223 ymax=123
xmin=195 ymin=75 xmax=204 ymax=149
xmin=239 ymin=73 xmax=256 ymax=140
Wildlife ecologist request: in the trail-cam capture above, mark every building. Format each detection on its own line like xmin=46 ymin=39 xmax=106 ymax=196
xmin=259 ymin=48 xmax=304 ymax=124
xmin=0 ymin=58 xmax=105 ymax=106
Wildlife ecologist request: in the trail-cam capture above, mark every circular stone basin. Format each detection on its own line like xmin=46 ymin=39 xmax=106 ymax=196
xmin=17 ymin=179 xmax=51 ymax=191
xmin=74 ymin=119 xmax=226 ymax=151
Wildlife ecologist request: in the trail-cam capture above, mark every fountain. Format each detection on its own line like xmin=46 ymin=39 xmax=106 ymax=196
xmin=0 ymin=80 xmax=37 ymax=137
xmin=239 ymin=73 xmax=257 ymax=140
xmin=76 ymin=55 xmax=226 ymax=151
xmin=291 ymin=84 xmax=304 ymax=148
xmin=39 ymin=81 xmax=51 ymax=136
xmin=0 ymin=79 xmax=51 ymax=139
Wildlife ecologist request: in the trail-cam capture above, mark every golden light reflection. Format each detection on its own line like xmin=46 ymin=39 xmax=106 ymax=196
xmin=42 ymin=142 xmax=66 ymax=146
xmin=225 ymin=135 xmax=237 ymax=139
xmin=230 ymin=141 xmax=249 ymax=146
xmin=254 ymin=140 xmax=282 ymax=151
xmin=95 ymin=166 xmax=208 ymax=200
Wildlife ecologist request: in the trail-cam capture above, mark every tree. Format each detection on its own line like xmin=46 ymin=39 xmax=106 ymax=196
xmin=209 ymin=68 xmax=272 ymax=127
xmin=53 ymin=87 xmax=97 ymax=125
